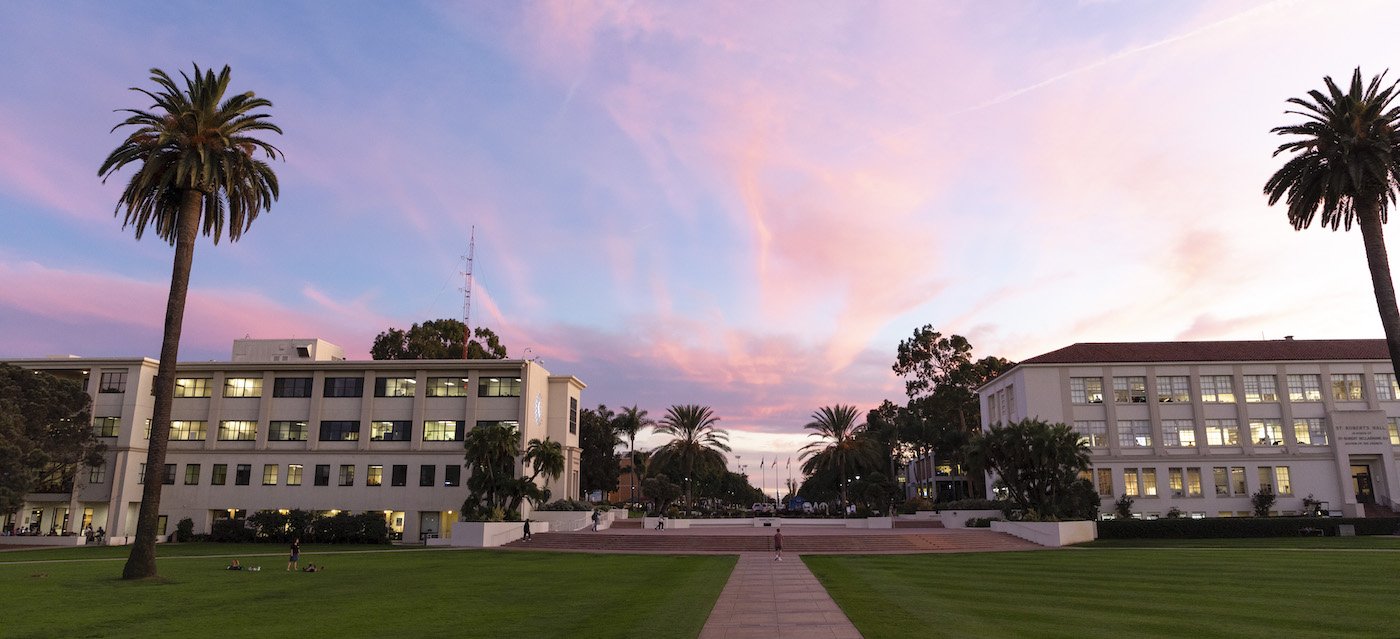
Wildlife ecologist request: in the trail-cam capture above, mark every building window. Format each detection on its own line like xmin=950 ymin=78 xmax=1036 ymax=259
xmin=1230 ymin=467 xmax=1246 ymax=495
xmin=174 ymin=378 xmax=213 ymax=398
xmin=370 ymin=421 xmax=411 ymax=442
xmin=287 ymin=464 xmax=303 ymax=486
xmin=162 ymin=464 xmax=176 ymax=485
xmin=99 ymin=371 xmax=128 ymax=393
xmin=144 ymin=419 xmax=151 ymax=440
xmin=570 ymin=397 xmax=579 ymax=434
xmin=1162 ymin=420 xmax=1196 ymax=447
xmin=93 ymin=417 xmax=120 ymax=438
xmin=339 ymin=465 xmax=355 ymax=486
xmin=1199 ymin=376 xmax=1235 ymax=403
xmin=391 ymin=464 xmax=407 ymax=487
xmin=1257 ymin=467 xmax=1274 ymax=493
xmin=324 ymin=377 xmax=364 ymax=398
xmin=235 ymin=464 xmax=251 ymax=486
xmin=1243 ymin=375 xmax=1278 ymax=403
xmin=427 ymin=377 xmax=470 ymax=397
xmin=424 ymin=420 xmax=466 ymax=442
xmin=88 ymin=463 xmax=106 ymax=484
xmin=263 ymin=464 xmax=279 ymax=485
xmin=1287 ymin=374 xmax=1322 ymax=402
xmin=477 ymin=376 xmax=521 ymax=397
xmin=1123 ymin=469 xmax=1140 ymax=497
xmin=1118 ymin=420 xmax=1152 ymax=447
xmin=1095 ymin=468 xmax=1113 ymax=496
xmin=420 ymin=465 xmax=436 ymax=486
xmin=218 ymin=420 xmax=257 ymax=441
xmin=445 ymin=465 xmax=461 ymax=487
xmin=212 ymin=464 xmax=227 ymax=485
xmin=1205 ymin=419 xmax=1239 ymax=446
xmin=1276 ymin=466 xmax=1292 ymax=494
xmin=137 ymin=463 xmax=146 ymax=484
xmin=319 ymin=421 xmax=361 ymax=442
xmin=268 ymin=421 xmax=308 ymax=442
xmin=184 ymin=464 xmax=200 ymax=485
xmin=368 ymin=465 xmax=383 ymax=486
xmin=1073 ymin=421 xmax=1109 ymax=447
xmin=1212 ymin=467 xmax=1228 ymax=496
xmin=1186 ymin=468 xmax=1203 ymax=497
xmin=1155 ymin=376 xmax=1190 ymax=403
xmin=224 ymin=378 xmax=263 ymax=398
xmin=1375 ymin=373 xmax=1399 ymax=400
xmin=171 ymin=420 xmax=208 ymax=441
xmin=272 ymin=377 xmax=313 ymax=398
xmin=1113 ymin=377 xmax=1148 ymax=403
xmin=374 ymin=377 xmax=417 ymax=397
xmin=314 ymin=465 xmax=330 ymax=486
xmin=1332 ymin=374 xmax=1364 ymax=401
xmin=1070 ymin=377 xmax=1104 ymax=404
xmin=1293 ymin=418 xmax=1328 ymax=445
xmin=1390 ymin=418 xmax=1400 ymax=445
xmin=1249 ymin=419 xmax=1285 ymax=446
xmin=1141 ymin=468 xmax=1158 ymax=497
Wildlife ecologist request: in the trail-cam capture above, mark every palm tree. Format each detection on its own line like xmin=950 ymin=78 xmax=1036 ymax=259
xmin=464 ymin=422 xmax=521 ymax=513
xmin=1266 ymin=68 xmax=1400 ymax=380
xmin=651 ymin=405 xmax=731 ymax=513
xmin=613 ymin=405 xmax=654 ymax=504
xmin=507 ymin=438 xmax=566 ymax=513
xmin=800 ymin=405 xmax=878 ymax=515
xmin=99 ymin=65 xmax=281 ymax=580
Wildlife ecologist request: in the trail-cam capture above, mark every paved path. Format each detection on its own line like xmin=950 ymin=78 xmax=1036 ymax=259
xmin=699 ymin=553 xmax=861 ymax=639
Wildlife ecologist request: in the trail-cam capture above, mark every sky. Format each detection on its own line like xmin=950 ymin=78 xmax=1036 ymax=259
xmin=3 ymin=0 xmax=1400 ymax=492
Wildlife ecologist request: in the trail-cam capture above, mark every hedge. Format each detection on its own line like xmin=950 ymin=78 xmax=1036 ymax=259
xmin=1097 ymin=517 xmax=1400 ymax=539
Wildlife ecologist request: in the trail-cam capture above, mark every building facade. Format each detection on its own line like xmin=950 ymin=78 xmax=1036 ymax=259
xmin=977 ymin=339 xmax=1400 ymax=519
xmin=3 ymin=338 xmax=585 ymax=543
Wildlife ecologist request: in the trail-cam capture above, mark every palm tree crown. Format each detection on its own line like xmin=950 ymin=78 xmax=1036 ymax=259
xmin=1265 ymin=67 xmax=1400 ymax=396
xmin=614 ymin=405 xmax=654 ymax=503
xmin=800 ymin=404 xmax=878 ymax=512
xmin=651 ymin=405 xmax=731 ymax=513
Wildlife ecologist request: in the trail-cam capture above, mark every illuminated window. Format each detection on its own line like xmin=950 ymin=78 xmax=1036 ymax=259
xmin=1186 ymin=468 xmax=1202 ymax=497
xmin=1294 ymin=418 xmax=1328 ymax=446
xmin=99 ymin=371 xmax=127 ymax=393
xmin=287 ymin=464 xmax=303 ymax=486
xmin=93 ymin=417 xmax=120 ymax=437
xmin=1213 ymin=467 xmax=1229 ymax=496
xmin=426 ymin=377 xmax=471 ymax=397
xmin=1205 ymin=419 xmax=1239 ymax=446
xmin=1141 ymin=468 xmax=1157 ymax=497
xmin=1113 ymin=377 xmax=1148 ymax=403
xmin=1249 ymin=419 xmax=1285 ymax=446
xmin=170 ymin=420 xmax=207 ymax=441
xmin=1095 ymin=469 xmax=1113 ymax=496
xmin=1231 ymin=467 xmax=1246 ymax=495
xmin=1257 ymin=467 xmax=1274 ymax=493
xmin=1156 ymin=376 xmax=1190 ymax=403
xmin=263 ymin=464 xmax=279 ymax=485
xmin=1070 ymin=377 xmax=1104 ymax=404
xmin=319 ymin=421 xmax=360 ymax=442
xmin=1199 ymin=376 xmax=1235 ymax=403
xmin=1276 ymin=466 xmax=1292 ymax=494
xmin=1287 ymin=374 xmax=1322 ymax=402
xmin=173 ymin=378 xmax=213 ymax=398
xmin=424 ymin=420 xmax=466 ymax=441
xmin=1118 ymin=420 xmax=1152 ymax=447
xmin=218 ymin=421 xmax=257 ymax=441
xmin=1073 ymin=421 xmax=1109 ymax=447
xmin=1123 ymin=469 xmax=1140 ymax=496
xmin=223 ymin=378 xmax=263 ymax=398
xmin=1243 ymin=375 xmax=1278 ymax=402
xmin=370 ymin=421 xmax=411 ymax=441
xmin=269 ymin=421 xmax=308 ymax=442
xmin=184 ymin=464 xmax=200 ymax=485
xmin=477 ymin=377 xmax=521 ymax=398
xmin=1332 ymin=374 xmax=1365 ymax=401
xmin=374 ymin=377 xmax=417 ymax=397
xmin=1375 ymin=374 xmax=1399 ymax=400
xmin=367 ymin=465 xmax=383 ymax=486
xmin=1162 ymin=420 xmax=1196 ymax=447
xmin=1390 ymin=418 xmax=1400 ymax=445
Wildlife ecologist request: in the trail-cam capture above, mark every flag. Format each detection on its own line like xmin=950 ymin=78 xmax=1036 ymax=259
xmin=760 ymin=457 xmax=765 ymax=469
xmin=786 ymin=457 xmax=791 ymax=468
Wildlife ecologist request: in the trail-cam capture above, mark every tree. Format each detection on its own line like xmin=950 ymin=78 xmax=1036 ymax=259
xmin=0 ymin=365 xmax=103 ymax=516
xmin=1265 ymin=68 xmax=1400 ymax=384
xmin=371 ymin=319 xmax=508 ymax=360
xmin=462 ymin=422 xmax=520 ymax=517
xmin=505 ymin=437 xmax=565 ymax=513
xmin=99 ymin=64 xmax=281 ymax=580
xmin=965 ymin=418 xmax=1097 ymax=520
xmin=651 ymin=405 xmax=731 ymax=513
xmin=799 ymin=405 xmax=879 ymax=514
xmin=612 ymin=405 xmax=654 ymax=504
xmin=578 ymin=405 xmax=621 ymax=499
xmin=641 ymin=473 xmax=682 ymax=514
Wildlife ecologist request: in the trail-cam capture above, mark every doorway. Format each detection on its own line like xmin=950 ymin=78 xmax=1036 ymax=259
xmin=1352 ymin=465 xmax=1375 ymax=504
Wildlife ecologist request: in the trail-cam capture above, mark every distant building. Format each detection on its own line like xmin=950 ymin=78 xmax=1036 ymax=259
xmin=977 ymin=339 xmax=1400 ymax=519
xmin=2 ymin=338 xmax=584 ymax=543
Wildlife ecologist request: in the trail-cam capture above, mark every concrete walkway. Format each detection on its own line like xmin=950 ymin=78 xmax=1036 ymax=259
xmin=699 ymin=553 xmax=861 ymax=639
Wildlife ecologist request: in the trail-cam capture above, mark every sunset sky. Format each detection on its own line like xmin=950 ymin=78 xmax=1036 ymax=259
xmin=3 ymin=0 xmax=1399 ymax=488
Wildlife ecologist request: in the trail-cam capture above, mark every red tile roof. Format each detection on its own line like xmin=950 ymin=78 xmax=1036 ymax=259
xmin=1019 ymin=339 xmax=1390 ymax=365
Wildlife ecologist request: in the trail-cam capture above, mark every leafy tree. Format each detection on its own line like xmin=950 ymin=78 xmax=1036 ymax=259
xmin=462 ymin=422 xmax=520 ymax=516
xmin=99 ymin=64 xmax=281 ymax=580
xmin=612 ymin=405 xmax=654 ymax=504
xmin=1265 ymin=68 xmax=1400 ymax=384
xmin=799 ymin=405 xmax=879 ymax=513
xmin=965 ymin=418 xmax=1097 ymax=520
xmin=0 ymin=365 xmax=103 ymax=515
xmin=641 ymin=473 xmax=682 ymax=514
xmin=371 ymin=319 xmax=507 ymax=360
xmin=651 ymin=405 xmax=731 ymax=513
xmin=578 ymin=405 xmax=621 ymax=499
xmin=1252 ymin=489 xmax=1277 ymax=518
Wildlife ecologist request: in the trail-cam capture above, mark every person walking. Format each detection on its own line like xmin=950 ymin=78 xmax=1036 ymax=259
xmin=591 ymin=509 xmax=601 ymax=532
xmin=522 ymin=519 xmax=532 ymax=541
xmin=287 ymin=538 xmax=301 ymax=571
xmin=773 ymin=529 xmax=784 ymax=561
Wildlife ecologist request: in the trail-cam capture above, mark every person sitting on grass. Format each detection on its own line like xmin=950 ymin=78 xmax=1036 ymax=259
xmin=226 ymin=559 xmax=243 ymax=571
xmin=302 ymin=563 xmax=323 ymax=572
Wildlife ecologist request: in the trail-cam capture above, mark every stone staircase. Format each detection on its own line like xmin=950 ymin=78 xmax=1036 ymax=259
xmin=501 ymin=530 xmax=1040 ymax=554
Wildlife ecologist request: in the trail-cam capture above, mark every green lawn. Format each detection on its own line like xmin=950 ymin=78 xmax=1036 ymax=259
xmin=1 ymin=546 xmax=735 ymax=639
xmin=1079 ymin=537 xmax=1400 ymax=550
xmin=805 ymin=549 xmax=1400 ymax=639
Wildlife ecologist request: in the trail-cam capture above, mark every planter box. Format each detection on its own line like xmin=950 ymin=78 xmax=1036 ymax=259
xmin=531 ymin=511 xmax=592 ymax=532
xmin=939 ymin=509 xmax=1003 ymax=529
xmin=991 ymin=520 xmax=1097 ymax=547
xmin=430 ymin=521 xmax=546 ymax=547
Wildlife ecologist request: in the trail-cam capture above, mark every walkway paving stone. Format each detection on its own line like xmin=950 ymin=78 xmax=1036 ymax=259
xmin=699 ymin=553 xmax=861 ymax=639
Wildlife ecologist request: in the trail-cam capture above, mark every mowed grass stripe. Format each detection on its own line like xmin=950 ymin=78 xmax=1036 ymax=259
xmin=804 ymin=549 xmax=1400 ymax=639
xmin=2 ymin=548 xmax=736 ymax=639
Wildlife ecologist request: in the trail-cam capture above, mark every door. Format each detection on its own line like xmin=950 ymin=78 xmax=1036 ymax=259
xmin=419 ymin=512 xmax=440 ymax=542
xmin=1352 ymin=465 xmax=1375 ymax=504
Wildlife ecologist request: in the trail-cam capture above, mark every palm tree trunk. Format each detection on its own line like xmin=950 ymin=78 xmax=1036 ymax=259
xmin=122 ymin=189 xmax=201 ymax=580
xmin=1357 ymin=199 xmax=1400 ymax=387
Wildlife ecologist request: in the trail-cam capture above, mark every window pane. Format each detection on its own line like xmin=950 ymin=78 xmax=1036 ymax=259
xmin=477 ymin=377 xmax=522 ymax=398
xmin=224 ymin=378 xmax=263 ymax=398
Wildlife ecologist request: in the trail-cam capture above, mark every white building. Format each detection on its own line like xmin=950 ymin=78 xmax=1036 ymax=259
xmin=978 ymin=339 xmax=1400 ymax=519
xmin=2 ymin=338 xmax=585 ymax=543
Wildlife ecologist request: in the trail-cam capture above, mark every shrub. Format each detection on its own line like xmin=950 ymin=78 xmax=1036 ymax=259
xmin=175 ymin=517 xmax=194 ymax=542
xmin=1098 ymin=517 xmax=1400 ymax=539
xmin=1114 ymin=494 xmax=1134 ymax=519
xmin=210 ymin=518 xmax=256 ymax=543
xmin=965 ymin=517 xmax=1002 ymax=528
xmin=937 ymin=498 xmax=1012 ymax=511
xmin=540 ymin=499 xmax=595 ymax=512
xmin=1252 ymin=489 xmax=1277 ymax=517
xmin=1164 ymin=506 xmax=1184 ymax=519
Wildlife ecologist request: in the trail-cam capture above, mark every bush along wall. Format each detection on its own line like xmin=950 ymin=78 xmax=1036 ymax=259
xmin=1097 ymin=517 xmax=1400 ymax=539
xmin=209 ymin=510 xmax=390 ymax=544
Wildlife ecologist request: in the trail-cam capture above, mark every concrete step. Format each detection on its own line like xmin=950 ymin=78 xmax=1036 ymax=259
xmin=502 ymin=531 xmax=1040 ymax=554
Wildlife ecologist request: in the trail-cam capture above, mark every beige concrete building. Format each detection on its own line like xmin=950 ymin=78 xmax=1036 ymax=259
xmin=2 ymin=338 xmax=584 ymax=543
xmin=978 ymin=339 xmax=1400 ymax=519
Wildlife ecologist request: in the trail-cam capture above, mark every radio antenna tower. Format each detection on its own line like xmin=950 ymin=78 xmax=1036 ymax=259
xmin=460 ymin=226 xmax=475 ymax=355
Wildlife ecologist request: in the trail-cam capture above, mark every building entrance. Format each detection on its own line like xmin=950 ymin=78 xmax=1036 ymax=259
xmin=1352 ymin=465 xmax=1375 ymax=504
